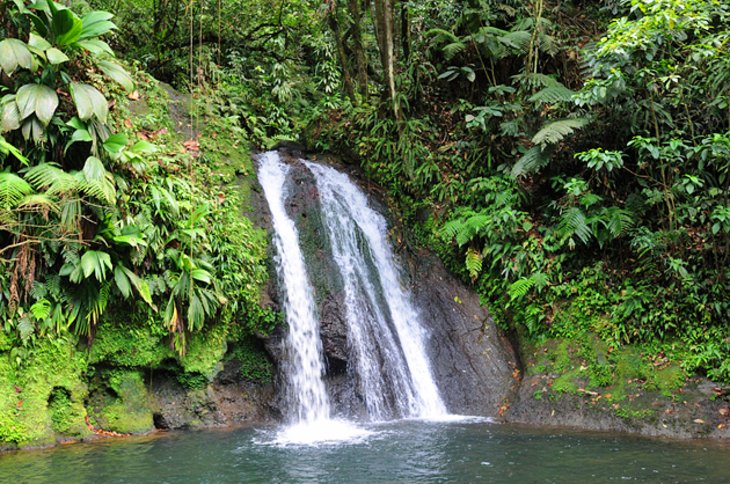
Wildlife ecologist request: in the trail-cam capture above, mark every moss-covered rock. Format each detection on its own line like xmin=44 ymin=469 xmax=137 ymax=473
xmin=0 ymin=338 xmax=91 ymax=448
xmin=88 ymin=369 xmax=154 ymax=434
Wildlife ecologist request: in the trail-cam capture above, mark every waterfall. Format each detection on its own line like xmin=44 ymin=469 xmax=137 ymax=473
xmin=256 ymin=152 xmax=330 ymax=424
xmin=257 ymin=151 xmax=447 ymax=431
xmin=305 ymin=161 xmax=447 ymax=419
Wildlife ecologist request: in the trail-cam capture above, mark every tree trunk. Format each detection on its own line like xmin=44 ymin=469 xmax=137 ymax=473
xmin=400 ymin=1 xmax=410 ymax=63
xmin=374 ymin=0 xmax=399 ymax=119
xmin=327 ymin=6 xmax=356 ymax=101
xmin=347 ymin=0 xmax=369 ymax=97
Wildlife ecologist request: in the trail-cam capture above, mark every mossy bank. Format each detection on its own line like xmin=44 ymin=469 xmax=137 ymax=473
xmin=0 ymin=74 xmax=277 ymax=450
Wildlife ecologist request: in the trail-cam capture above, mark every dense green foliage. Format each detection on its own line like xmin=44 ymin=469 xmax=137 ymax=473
xmin=98 ymin=0 xmax=725 ymax=385
xmin=0 ymin=0 xmax=274 ymax=447
xmin=311 ymin=0 xmax=729 ymax=385
xmin=0 ymin=0 xmax=728 ymax=447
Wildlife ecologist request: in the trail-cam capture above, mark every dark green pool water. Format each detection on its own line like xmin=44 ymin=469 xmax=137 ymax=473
xmin=2 ymin=420 xmax=729 ymax=482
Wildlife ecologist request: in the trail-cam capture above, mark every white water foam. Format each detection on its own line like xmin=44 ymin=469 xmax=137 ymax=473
xmin=268 ymin=419 xmax=377 ymax=447
xmin=305 ymin=161 xmax=448 ymax=420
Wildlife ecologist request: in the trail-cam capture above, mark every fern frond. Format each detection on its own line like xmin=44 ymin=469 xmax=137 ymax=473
xmin=601 ymin=206 xmax=636 ymax=238
xmin=501 ymin=30 xmax=531 ymax=52
xmin=532 ymin=118 xmax=589 ymax=148
xmin=508 ymin=277 xmax=535 ymax=300
xmin=528 ymin=85 xmax=575 ymax=105
xmin=557 ymin=207 xmax=592 ymax=246
xmin=25 ymin=163 xmax=78 ymax=195
xmin=425 ymin=28 xmax=461 ymax=44
xmin=511 ymin=146 xmax=551 ymax=178
xmin=521 ymin=73 xmax=562 ymax=89
xmin=16 ymin=193 xmax=59 ymax=212
xmin=460 ymin=213 xmax=490 ymax=246
xmin=443 ymin=42 xmax=467 ymax=61
xmin=0 ymin=171 xmax=33 ymax=207
xmin=465 ymin=247 xmax=483 ymax=281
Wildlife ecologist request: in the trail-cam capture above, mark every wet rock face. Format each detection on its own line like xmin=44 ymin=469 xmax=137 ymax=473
xmin=407 ymin=251 xmax=519 ymax=416
xmin=258 ymin=149 xmax=519 ymax=419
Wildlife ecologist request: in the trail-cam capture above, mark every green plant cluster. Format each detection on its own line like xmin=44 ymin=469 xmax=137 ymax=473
xmin=0 ymin=1 xmax=276 ymax=448
xmin=304 ymin=0 xmax=729 ymax=385
xmin=97 ymin=0 xmax=727 ymax=386
xmin=527 ymin=335 xmax=687 ymax=418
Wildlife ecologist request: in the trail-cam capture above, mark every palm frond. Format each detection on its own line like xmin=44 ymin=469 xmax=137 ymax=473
xmin=528 ymin=85 xmax=575 ymax=105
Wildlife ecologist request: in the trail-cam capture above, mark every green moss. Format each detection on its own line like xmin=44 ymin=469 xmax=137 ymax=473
xmin=647 ymin=364 xmax=686 ymax=397
xmin=179 ymin=323 xmax=228 ymax=380
xmin=48 ymin=387 xmax=86 ymax=436
xmin=90 ymin=320 xmax=172 ymax=368
xmin=552 ymin=371 xmax=580 ymax=394
xmin=88 ymin=369 xmax=153 ymax=434
xmin=0 ymin=331 xmax=13 ymax=352
xmin=614 ymin=405 xmax=655 ymax=420
xmin=227 ymin=338 xmax=274 ymax=384
xmin=0 ymin=338 xmax=91 ymax=447
xmin=552 ymin=340 xmax=573 ymax=372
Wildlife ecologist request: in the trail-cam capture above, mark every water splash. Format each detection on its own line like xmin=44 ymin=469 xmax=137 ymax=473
xmin=305 ymin=161 xmax=447 ymax=419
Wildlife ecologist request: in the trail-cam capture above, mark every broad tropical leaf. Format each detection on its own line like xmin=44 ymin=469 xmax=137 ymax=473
xmin=45 ymin=47 xmax=69 ymax=64
xmin=75 ymin=39 xmax=114 ymax=55
xmin=1 ymin=98 xmax=21 ymax=132
xmin=79 ymin=11 xmax=116 ymax=40
xmin=70 ymin=82 xmax=108 ymax=122
xmin=80 ymin=250 xmax=112 ymax=281
xmin=16 ymin=83 xmax=58 ymax=125
xmin=51 ymin=8 xmax=83 ymax=46
xmin=0 ymin=38 xmax=32 ymax=74
xmin=97 ymin=60 xmax=134 ymax=92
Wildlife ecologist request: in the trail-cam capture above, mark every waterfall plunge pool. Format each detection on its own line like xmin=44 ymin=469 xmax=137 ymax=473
xmin=2 ymin=420 xmax=729 ymax=482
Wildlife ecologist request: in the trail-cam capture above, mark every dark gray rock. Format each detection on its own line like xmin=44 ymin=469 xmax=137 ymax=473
xmin=408 ymin=250 xmax=519 ymax=416
xmin=149 ymin=361 xmax=275 ymax=430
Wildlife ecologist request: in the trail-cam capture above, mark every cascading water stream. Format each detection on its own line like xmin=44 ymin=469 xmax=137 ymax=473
xmin=305 ymin=161 xmax=447 ymax=419
xmin=257 ymin=151 xmax=448 ymax=444
xmin=256 ymin=152 xmax=330 ymax=424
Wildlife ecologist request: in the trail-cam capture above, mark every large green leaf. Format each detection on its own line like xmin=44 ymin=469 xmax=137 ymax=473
xmin=113 ymin=265 xmax=132 ymax=298
xmin=97 ymin=60 xmax=134 ymax=92
xmin=45 ymin=47 xmax=69 ymax=64
xmin=70 ymin=82 xmax=108 ymax=122
xmin=21 ymin=118 xmax=45 ymax=142
xmin=75 ymin=39 xmax=113 ymax=56
xmin=80 ymin=11 xmax=116 ymax=40
xmin=121 ymin=266 xmax=154 ymax=308
xmin=15 ymin=83 xmax=58 ymax=125
xmin=82 ymin=156 xmax=106 ymax=181
xmin=103 ymin=133 xmax=128 ymax=154
xmin=51 ymin=8 xmax=83 ymax=46
xmin=80 ymin=250 xmax=112 ymax=281
xmin=27 ymin=32 xmax=52 ymax=55
xmin=0 ymin=39 xmax=33 ymax=75
xmin=1 ymin=98 xmax=21 ymax=132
